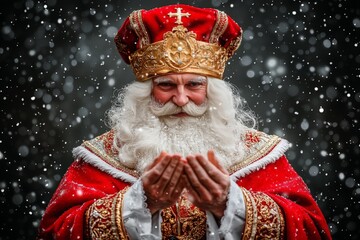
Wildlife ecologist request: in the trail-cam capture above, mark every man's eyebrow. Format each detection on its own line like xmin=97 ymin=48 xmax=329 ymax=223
xmin=153 ymin=77 xmax=173 ymax=84
xmin=189 ymin=76 xmax=207 ymax=83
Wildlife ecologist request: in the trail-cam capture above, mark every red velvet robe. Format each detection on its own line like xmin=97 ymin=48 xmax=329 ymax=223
xmin=38 ymin=130 xmax=331 ymax=239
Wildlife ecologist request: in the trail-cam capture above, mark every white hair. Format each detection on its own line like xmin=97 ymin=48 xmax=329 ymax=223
xmin=106 ymin=77 xmax=257 ymax=173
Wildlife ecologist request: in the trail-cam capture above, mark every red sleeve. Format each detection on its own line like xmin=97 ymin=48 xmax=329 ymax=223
xmin=237 ymin=155 xmax=331 ymax=239
xmin=37 ymin=159 xmax=130 ymax=240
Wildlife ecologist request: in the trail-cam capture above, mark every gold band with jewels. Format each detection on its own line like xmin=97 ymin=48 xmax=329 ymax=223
xmin=128 ymin=25 xmax=237 ymax=81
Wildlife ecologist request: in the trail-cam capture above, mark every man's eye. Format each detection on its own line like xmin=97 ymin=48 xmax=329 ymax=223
xmin=187 ymin=82 xmax=203 ymax=87
xmin=159 ymin=82 xmax=170 ymax=86
xmin=157 ymin=82 xmax=175 ymax=88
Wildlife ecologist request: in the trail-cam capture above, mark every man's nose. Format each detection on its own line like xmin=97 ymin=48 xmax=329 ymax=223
xmin=172 ymin=87 xmax=189 ymax=107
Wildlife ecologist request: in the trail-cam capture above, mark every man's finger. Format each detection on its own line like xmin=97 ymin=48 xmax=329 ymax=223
xmin=146 ymin=151 xmax=167 ymax=170
xmin=156 ymin=156 xmax=180 ymax=193
xmin=164 ymin=155 xmax=185 ymax=196
xmin=194 ymin=154 xmax=227 ymax=185
xmin=184 ymin=156 xmax=213 ymax=200
xmin=208 ymin=150 xmax=228 ymax=174
xmin=143 ymin=154 xmax=171 ymax=183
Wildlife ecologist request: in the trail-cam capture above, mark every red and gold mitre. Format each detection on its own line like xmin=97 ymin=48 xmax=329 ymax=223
xmin=114 ymin=4 xmax=242 ymax=81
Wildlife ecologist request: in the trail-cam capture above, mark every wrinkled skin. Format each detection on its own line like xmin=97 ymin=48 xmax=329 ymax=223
xmin=142 ymin=150 xmax=230 ymax=219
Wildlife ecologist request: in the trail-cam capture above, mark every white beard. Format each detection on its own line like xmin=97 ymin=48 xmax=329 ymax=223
xmin=108 ymin=79 xmax=255 ymax=174
xmin=129 ymin=113 xmax=245 ymax=174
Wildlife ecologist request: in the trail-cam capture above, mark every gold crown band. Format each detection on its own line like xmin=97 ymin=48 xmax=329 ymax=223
xmin=129 ymin=25 xmax=230 ymax=81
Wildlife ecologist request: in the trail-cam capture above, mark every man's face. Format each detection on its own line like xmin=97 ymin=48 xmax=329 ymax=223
xmin=152 ymin=73 xmax=207 ymax=117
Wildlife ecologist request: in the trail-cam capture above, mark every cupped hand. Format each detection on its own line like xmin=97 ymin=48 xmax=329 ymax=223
xmin=183 ymin=150 xmax=230 ymax=218
xmin=141 ymin=151 xmax=186 ymax=214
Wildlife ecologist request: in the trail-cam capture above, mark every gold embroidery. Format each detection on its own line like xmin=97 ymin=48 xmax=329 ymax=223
xmin=209 ymin=10 xmax=228 ymax=44
xmin=228 ymin=130 xmax=282 ymax=174
xmin=242 ymin=189 xmax=284 ymax=239
xmin=115 ymin=188 xmax=129 ymax=239
xmin=129 ymin=25 xmax=228 ymax=81
xmin=226 ymin=34 xmax=242 ymax=58
xmin=241 ymin=189 xmax=257 ymax=239
xmin=87 ymin=189 xmax=129 ymax=239
xmin=85 ymin=202 xmax=92 ymax=239
xmin=244 ymin=131 xmax=261 ymax=148
xmin=97 ymin=129 xmax=118 ymax=156
xmin=129 ymin=10 xmax=150 ymax=48
xmin=161 ymin=194 xmax=206 ymax=239
xmin=82 ymin=131 xmax=139 ymax=178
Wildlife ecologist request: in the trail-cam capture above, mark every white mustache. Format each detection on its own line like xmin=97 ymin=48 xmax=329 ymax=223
xmin=150 ymin=99 xmax=208 ymax=117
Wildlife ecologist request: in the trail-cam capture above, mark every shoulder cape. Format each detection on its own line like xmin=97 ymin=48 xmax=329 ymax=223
xmin=72 ymin=129 xmax=290 ymax=183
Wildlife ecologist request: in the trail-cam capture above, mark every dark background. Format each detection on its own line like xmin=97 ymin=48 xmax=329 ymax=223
xmin=1 ymin=0 xmax=359 ymax=239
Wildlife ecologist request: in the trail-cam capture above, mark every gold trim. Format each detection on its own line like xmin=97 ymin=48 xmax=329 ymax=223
xmin=241 ymin=188 xmax=257 ymax=239
xmin=242 ymin=189 xmax=284 ymax=239
xmin=115 ymin=188 xmax=129 ymax=239
xmin=82 ymin=131 xmax=139 ymax=178
xmin=228 ymin=131 xmax=282 ymax=174
xmin=86 ymin=189 xmax=129 ymax=240
xmin=209 ymin=10 xmax=228 ymax=43
xmin=85 ymin=202 xmax=92 ymax=239
xmin=82 ymin=141 xmax=139 ymax=178
xmin=87 ymin=193 xmax=119 ymax=239
xmin=129 ymin=25 xmax=228 ymax=81
xmin=129 ymin=10 xmax=150 ymax=48
xmin=227 ymin=33 xmax=242 ymax=58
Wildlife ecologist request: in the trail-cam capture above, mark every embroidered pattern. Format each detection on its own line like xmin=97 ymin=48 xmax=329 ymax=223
xmin=244 ymin=131 xmax=261 ymax=148
xmin=128 ymin=25 xmax=229 ymax=81
xmin=129 ymin=10 xmax=150 ymax=48
xmin=209 ymin=10 xmax=228 ymax=44
xmin=241 ymin=189 xmax=285 ymax=240
xmin=228 ymin=130 xmax=282 ymax=174
xmin=86 ymin=188 xmax=129 ymax=239
xmin=161 ymin=194 xmax=206 ymax=239
xmin=226 ymin=35 xmax=242 ymax=58
xmin=82 ymin=131 xmax=139 ymax=178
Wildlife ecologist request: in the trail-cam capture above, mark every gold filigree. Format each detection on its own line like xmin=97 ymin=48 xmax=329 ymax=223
xmin=86 ymin=189 xmax=129 ymax=239
xmin=129 ymin=25 xmax=229 ymax=81
xmin=161 ymin=194 xmax=206 ymax=239
xmin=241 ymin=188 xmax=285 ymax=239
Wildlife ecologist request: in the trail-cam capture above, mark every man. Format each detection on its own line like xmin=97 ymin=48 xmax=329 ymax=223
xmin=38 ymin=4 xmax=331 ymax=239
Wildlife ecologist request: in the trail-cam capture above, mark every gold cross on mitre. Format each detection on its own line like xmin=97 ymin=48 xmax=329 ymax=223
xmin=168 ymin=8 xmax=191 ymax=24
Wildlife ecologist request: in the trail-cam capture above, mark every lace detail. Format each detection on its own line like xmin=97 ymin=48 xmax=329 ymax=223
xmin=218 ymin=181 xmax=246 ymax=236
xmin=219 ymin=182 xmax=232 ymax=231
xmin=138 ymin=180 xmax=151 ymax=215
xmin=122 ymin=180 xmax=155 ymax=238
